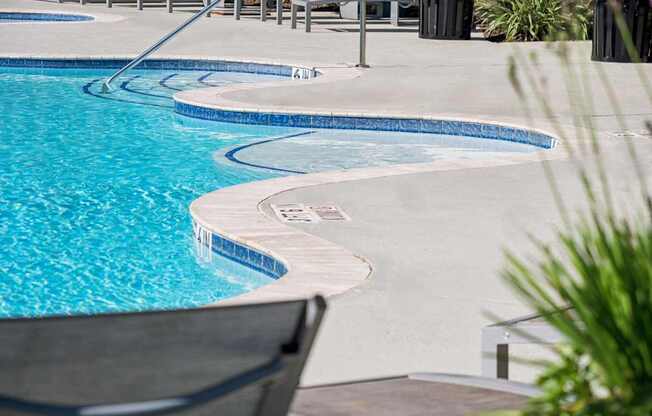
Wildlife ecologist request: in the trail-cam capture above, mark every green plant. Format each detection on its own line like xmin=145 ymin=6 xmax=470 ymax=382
xmin=475 ymin=0 xmax=593 ymax=41
xmin=504 ymin=207 xmax=652 ymax=415
xmin=497 ymin=3 xmax=652 ymax=414
xmin=499 ymin=21 xmax=652 ymax=416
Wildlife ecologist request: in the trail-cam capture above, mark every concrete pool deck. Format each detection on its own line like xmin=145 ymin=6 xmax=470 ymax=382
xmin=3 ymin=0 xmax=652 ymax=389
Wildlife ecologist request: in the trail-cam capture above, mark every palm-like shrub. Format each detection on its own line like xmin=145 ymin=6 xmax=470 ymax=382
xmin=504 ymin=206 xmax=652 ymax=415
xmin=500 ymin=12 xmax=652 ymax=413
xmin=475 ymin=0 xmax=593 ymax=41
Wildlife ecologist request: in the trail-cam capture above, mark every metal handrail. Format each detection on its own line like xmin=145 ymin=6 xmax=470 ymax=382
xmin=101 ymin=0 xmax=222 ymax=93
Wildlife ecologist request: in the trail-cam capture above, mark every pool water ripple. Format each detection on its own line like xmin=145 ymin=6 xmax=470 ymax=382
xmin=0 ymin=67 xmax=293 ymax=317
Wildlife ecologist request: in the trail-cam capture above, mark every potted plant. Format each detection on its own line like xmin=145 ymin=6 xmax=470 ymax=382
xmin=474 ymin=0 xmax=593 ymax=41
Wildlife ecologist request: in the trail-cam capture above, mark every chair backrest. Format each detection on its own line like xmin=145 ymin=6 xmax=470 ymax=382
xmin=0 ymin=296 xmax=326 ymax=416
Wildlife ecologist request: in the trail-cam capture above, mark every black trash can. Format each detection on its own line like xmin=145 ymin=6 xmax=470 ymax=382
xmin=419 ymin=0 xmax=474 ymax=40
xmin=592 ymin=0 xmax=652 ymax=62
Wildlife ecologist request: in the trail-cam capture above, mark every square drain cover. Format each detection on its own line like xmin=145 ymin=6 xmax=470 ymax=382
xmin=309 ymin=205 xmax=351 ymax=221
xmin=271 ymin=203 xmax=350 ymax=223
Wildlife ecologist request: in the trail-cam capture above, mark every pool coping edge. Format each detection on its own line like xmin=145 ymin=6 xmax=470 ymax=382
xmin=195 ymin=150 xmax=565 ymax=307
xmin=172 ymin=67 xmax=558 ymax=149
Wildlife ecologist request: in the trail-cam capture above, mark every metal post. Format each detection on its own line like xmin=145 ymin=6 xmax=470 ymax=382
xmin=106 ymin=0 xmax=113 ymax=8
xmin=496 ymin=344 xmax=509 ymax=379
xmin=357 ymin=0 xmax=369 ymax=67
xmin=390 ymin=0 xmax=399 ymax=26
xmin=481 ymin=319 xmax=564 ymax=379
xmin=290 ymin=3 xmax=297 ymax=28
xmin=304 ymin=2 xmax=311 ymax=32
xmin=167 ymin=0 xmax=173 ymax=13
xmin=261 ymin=0 xmax=267 ymax=21
xmin=235 ymin=0 xmax=241 ymax=19
xmin=276 ymin=0 xmax=283 ymax=24
xmin=137 ymin=0 xmax=143 ymax=10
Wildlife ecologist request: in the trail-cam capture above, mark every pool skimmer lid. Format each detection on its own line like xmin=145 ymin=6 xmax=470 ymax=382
xmin=271 ymin=203 xmax=350 ymax=224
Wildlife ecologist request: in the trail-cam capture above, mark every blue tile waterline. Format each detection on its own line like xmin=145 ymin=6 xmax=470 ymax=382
xmin=204 ymin=236 xmax=288 ymax=279
xmin=0 ymin=12 xmax=94 ymax=22
xmin=0 ymin=57 xmax=300 ymax=77
xmin=174 ymin=101 xmax=557 ymax=149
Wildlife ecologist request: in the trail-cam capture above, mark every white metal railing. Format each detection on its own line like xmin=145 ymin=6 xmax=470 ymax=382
xmin=481 ymin=310 xmax=568 ymax=379
xmin=101 ymin=0 xmax=222 ymax=93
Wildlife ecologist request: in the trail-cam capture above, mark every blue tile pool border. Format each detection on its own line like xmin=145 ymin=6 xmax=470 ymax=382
xmin=0 ymin=57 xmax=553 ymax=148
xmin=0 ymin=12 xmax=94 ymax=22
xmin=174 ymin=101 xmax=557 ymax=149
xmin=194 ymin=221 xmax=287 ymax=280
xmin=0 ymin=57 xmax=302 ymax=77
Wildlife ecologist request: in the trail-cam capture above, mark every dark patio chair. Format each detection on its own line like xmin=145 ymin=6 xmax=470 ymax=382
xmin=0 ymin=296 xmax=326 ymax=416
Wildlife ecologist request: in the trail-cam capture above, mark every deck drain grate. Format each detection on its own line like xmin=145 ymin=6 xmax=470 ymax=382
xmin=271 ymin=204 xmax=319 ymax=223
xmin=271 ymin=203 xmax=350 ymax=223
xmin=309 ymin=205 xmax=351 ymax=221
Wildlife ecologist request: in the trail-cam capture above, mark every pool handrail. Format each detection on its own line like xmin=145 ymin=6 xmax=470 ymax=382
xmin=101 ymin=0 xmax=222 ymax=93
xmin=481 ymin=307 xmax=570 ymax=380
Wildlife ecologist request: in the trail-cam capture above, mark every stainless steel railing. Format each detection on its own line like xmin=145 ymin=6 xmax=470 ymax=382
xmin=101 ymin=0 xmax=222 ymax=93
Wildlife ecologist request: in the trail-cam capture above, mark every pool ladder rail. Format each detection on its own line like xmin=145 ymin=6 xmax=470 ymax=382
xmin=101 ymin=0 xmax=223 ymax=93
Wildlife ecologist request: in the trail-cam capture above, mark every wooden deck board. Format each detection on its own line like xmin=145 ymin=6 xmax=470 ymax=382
xmin=291 ymin=377 xmax=528 ymax=415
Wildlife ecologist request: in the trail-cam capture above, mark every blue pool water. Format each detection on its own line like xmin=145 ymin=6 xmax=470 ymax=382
xmin=0 ymin=67 xmax=294 ymax=317
xmin=0 ymin=12 xmax=94 ymax=22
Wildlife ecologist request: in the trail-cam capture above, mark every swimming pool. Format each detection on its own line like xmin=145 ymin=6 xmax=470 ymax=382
xmin=1 ymin=60 xmax=546 ymax=318
xmin=0 ymin=12 xmax=94 ymax=23
xmin=0 ymin=64 xmax=296 ymax=317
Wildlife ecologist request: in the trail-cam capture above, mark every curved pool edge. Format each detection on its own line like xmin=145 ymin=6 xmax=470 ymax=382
xmin=190 ymin=175 xmax=374 ymax=306
xmin=175 ymin=66 xmax=566 ymax=305
xmin=176 ymin=69 xmax=564 ymax=306
xmin=173 ymin=72 xmax=557 ymax=149
xmin=193 ymin=149 xmax=565 ymax=307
